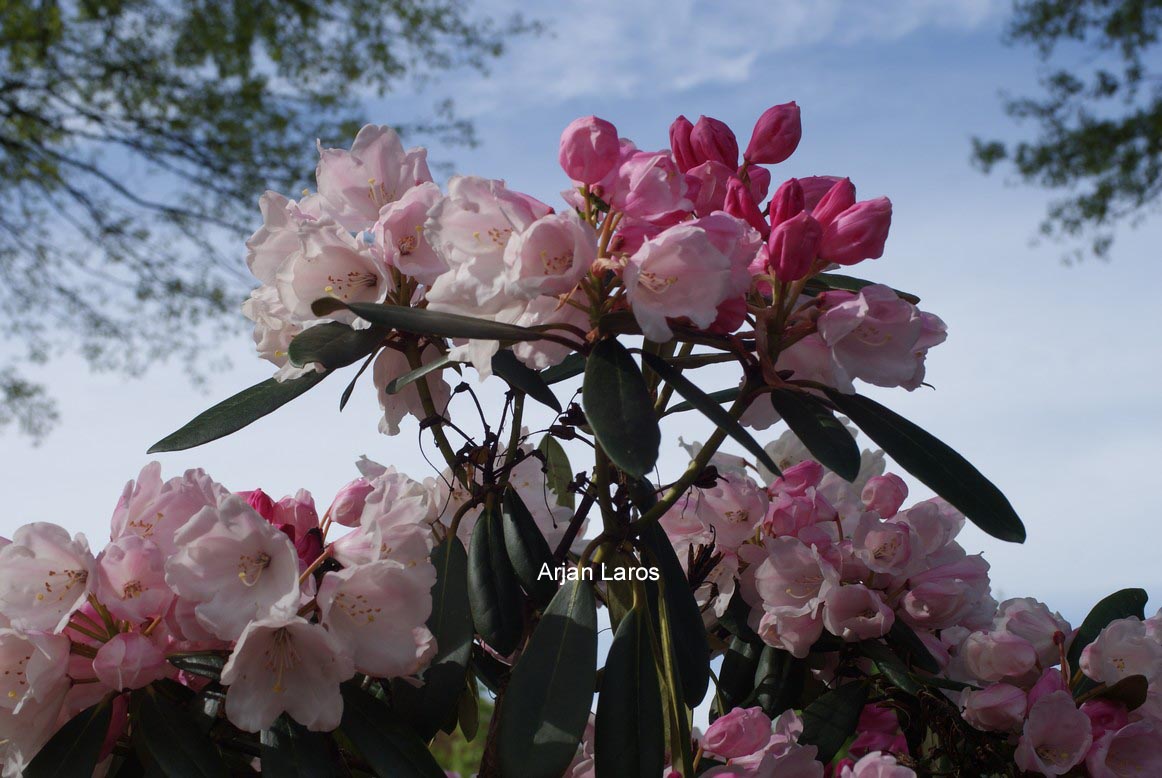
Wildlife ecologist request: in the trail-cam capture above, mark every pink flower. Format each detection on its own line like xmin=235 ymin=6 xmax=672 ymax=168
xmin=810 ymin=177 xmax=856 ymax=229
xmin=328 ymin=478 xmax=376 ymax=528
xmin=374 ymin=181 xmax=446 ymax=285
xmin=611 ymin=151 xmax=693 ymax=223
xmin=861 ymin=475 xmax=908 ymax=519
xmin=685 ymin=160 xmax=735 ymax=216
xmin=668 ymin=115 xmax=698 ymax=172
xmin=0 ymin=523 xmax=95 ymax=633
xmin=316 ymin=124 xmax=432 ymax=231
xmin=95 ymin=535 xmax=172 ymax=623
xmin=894 ymin=498 xmax=964 ymax=556
xmin=220 ymin=615 xmax=355 ymax=732
xmin=763 ymin=211 xmax=822 ymax=282
xmin=744 ymin=102 xmax=802 ymax=165
xmin=961 ymin=631 xmax=1038 ymax=683
xmin=849 ymin=704 xmax=907 ymax=756
xmin=1014 ymin=690 xmax=1092 ymax=775
xmin=558 ymin=116 xmax=620 ymax=184
xmin=0 ymin=628 xmax=69 ymax=713
xmin=960 ymin=683 xmax=1027 ymax=732
xmin=839 ymin=752 xmax=916 ymax=778
xmin=504 ymin=211 xmax=597 ymax=298
xmin=691 ymin=115 xmax=739 ymax=168
xmin=1080 ymin=617 xmax=1162 ymax=684
xmin=820 ymin=197 xmax=892 ymax=266
xmin=92 ymin=633 xmax=170 ymax=691
xmin=995 ymin=598 xmax=1071 ymax=669
xmin=899 ymin=554 xmax=991 ymax=631
xmin=852 ymin=514 xmax=911 ymax=575
xmin=724 ymin=176 xmax=768 ymax=237
xmin=245 ymin=191 xmax=319 ymax=285
xmin=1080 ymin=699 xmax=1129 ymax=741
xmin=111 ymin=463 xmax=227 ymax=556
xmin=769 ymin=178 xmax=805 ymax=228
xmin=821 ymin=582 xmax=894 ymax=641
xmin=1086 ymin=721 xmax=1162 ymax=777
xmin=276 ymin=220 xmax=389 ymax=322
xmin=702 ymin=706 xmax=772 ymax=759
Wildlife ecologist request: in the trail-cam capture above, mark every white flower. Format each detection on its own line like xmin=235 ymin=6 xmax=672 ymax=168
xmin=275 ymin=220 xmax=390 ymax=322
xmin=0 ymin=628 xmax=69 ymax=713
xmin=0 ymin=523 xmax=96 ymax=632
xmin=220 ymin=615 xmax=354 ymax=732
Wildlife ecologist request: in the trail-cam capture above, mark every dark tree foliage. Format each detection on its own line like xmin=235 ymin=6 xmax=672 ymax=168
xmin=973 ymin=0 xmax=1162 ymax=260
xmin=0 ymin=0 xmax=535 ymax=438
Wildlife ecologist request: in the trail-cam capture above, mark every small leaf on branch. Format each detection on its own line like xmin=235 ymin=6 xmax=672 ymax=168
xmin=594 ymin=606 xmax=665 ymax=778
xmin=583 ymin=340 xmax=660 ymax=478
xmin=492 ymin=349 xmax=563 ymax=412
xmin=538 ymin=435 xmax=575 ymax=509
xmin=665 ymin=387 xmax=740 ymax=416
xmin=467 ymin=503 xmax=524 ymax=656
xmin=312 ymin=299 xmax=547 ymax=342
xmin=501 ymin=487 xmax=559 ymax=606
xmin=769 ymin=388 xmax=860 ymax=482
xmin=148 ymin=372 xmax=327 ymax=453
xmin=499 ymin=579 xmax=598 ymax=778
xmin=799 ymin=680 xmax=869 ymax=764
xmin=824 ymin=389 xmax=1026 ymax=543
xmin=385 ymin=353 xmax=456 ymax=395
xmin=287 ymin=321 xmax=387 ymax=369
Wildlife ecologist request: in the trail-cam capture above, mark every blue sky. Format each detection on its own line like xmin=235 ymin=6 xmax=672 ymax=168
xmin=3 ymin=0 xmax=1160 ymax=626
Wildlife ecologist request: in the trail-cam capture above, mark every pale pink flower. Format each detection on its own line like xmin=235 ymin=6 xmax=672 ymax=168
xmin=1086 ymin=720 xmax=1162 ymax=777
xmin=111 ymin=463 xmax=228 ymax=556
xmin=164 ymin=496 xmax=301 ymax=640
xmin=821 ymin=582 xmax=894 ymax=641
xmin=756 ymin=605 xmax=823 ymax=659
xmin=893 ymin=498 xmax=964 ymax=556
xmin=0 ymin=672 xmax=69 ymax=777
xmin=0 ymin=628 xmax=69 ymax=713
xmin=275 ymin=220 xmax=389 ymax=322
xmin=688 ymin=212 xmax=762 ymax=297
xmin=703 ymin=474 xmax=769 ymax=552
xmin=92 ymin=632 xmax=170 ymax=691
xmin=246 ymin=191 xmax=321 ymax=285
xmin=327 ymin=478 xmax=376 ymax=528
xmin=861 ymin=475 xmax=908 ymax=519
xmin=95 ymin=535 xmax=172 ymax=623
xmin=772 ymin=333 xmax=845 ymax=391
xmin=994 ymin=598 xmax=1071 ymax=669
xmin=504 ymin=211 xmax=597 ymax=298
xmin=960 ymin=630 xmax=1038 ymax=683
xmin=610 ymin=151 xmax=693 ymax=223
xmin=960 ymin=683 xmax=1027 ymax=732
xmin=220 ymin=615 xmax=355 ymax=732
xmin=0 ymin=523 xmax=95 ymax=632
xmin=1080 ymin=617 xmax=1162 ymax=684
xmin=558 ymin=116 xmax=620 ymax=184
xmin=242 ymin=285 xmax=309 ymax=378
xmin=840 ymin=752 xmax=916 ymax=778
xmin=510 ymin=293 xmax=591 ymax=370
xmin=900 ymin=554 xmax=992 ymax=631
xmin=373 ymin=181 xmax=445 ymax=285
xmin=852 ymin=513 xmax=911 ymax=575
xmin=318 ymin=559 xmax=437 ymax=678
xmin=744 ymin=102 xmax=802 ymax=165
xmin=372 ymin=344 xmax=451 ymax=437
xmin=701 ymin=706 xmax=771 ymax=759
xmin=1014 ymin=690 xmax=1092 ymax=775
xmin=686 ymin=160 xmax=735 ymax=216
xmin=316 ymin=124 xmax=432 ymax=230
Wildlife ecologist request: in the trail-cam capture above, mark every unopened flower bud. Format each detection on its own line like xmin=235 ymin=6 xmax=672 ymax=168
xmin=744 ymin=101 xmax=801 ymax=164
xmin=558 ymin=116 xmax=620 ymax=184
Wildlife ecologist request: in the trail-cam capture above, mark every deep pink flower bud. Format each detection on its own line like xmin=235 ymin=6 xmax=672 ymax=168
xmin=691 ymin=115 xmax=739 ymax=168
xmin=746 ymin=166 xmax=771 ymax=203
xmin=238 ymin=489 xmax=276 ymax=522
xmin=708 ymin=295 xmax=747 ymax=334
xmin=766 ymin=211 xmax=821 ymax=282
xmin=686 ymin=160 xmax=733 ymax=216
xmin=558 ymin=116 xmax=620 ymax=184
xmin=800 ymin=175 xmax=845 ymax=210
xmin=724 ymin=177 xmax=768 ymax=237
xmin=811 ymin=177 xmax=856 ymax=229
xmin=669 ymin=115 xmax=697 ymax=172
xmin=744 ymin=101 xmax=801 ymax=164
xmin=768 ymin=178 xmax=805 ymax=228
xmin=1081 ymin=699 xmax=1129 ymax=741
xmin=820 ymin=197 xmax=892 ymax=266
xmin=328 ymin=477 xmax=375 ymax=528
xmin=296 ymin=527 xmax=325 ymax=567
xmin=861 ymin=474 xmax=908 ymax=518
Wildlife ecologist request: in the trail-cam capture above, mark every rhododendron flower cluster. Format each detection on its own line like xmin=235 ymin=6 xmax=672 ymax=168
xmin=5 ymin=101 xmax=1156 ymax=777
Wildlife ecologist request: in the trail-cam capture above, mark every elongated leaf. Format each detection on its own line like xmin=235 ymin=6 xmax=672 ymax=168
xmin=339 ymin=684 xmax=446 ymax=778
xmin=887 ymin=620 xmax=940 ymax=674
xmin=492 ymin=350 xmax=562 ymax=412
xmin=385 ymin=353 xmax=455 ymax=394
xmin=313 ymin=299 xmax=546 ymax=342
xmin=25 ymin=700 xmax=112 ymax=778
xmin=134 ymin=686 xmax=229 ymax=777
xmin=287 ymin=322 xmax=387 ymax=369
xmin=1067 ymin=588 xmax=1149 ymax=672
xmin=538 ymin=435 xmax=575 ymax=509
xmin=260 ymin=716 xmax=341 ymax=777
xmin=149 ymin=371 xmax=327 ymax=453
xmin=804 ymin=272 xmax=920 ymax=304
xmin=824 ymin=389 xmax=1026 ymax=543
xmin=641 ymin=353 xmax=780 ymax=475
xmin=639 ymin=523 xmax=710 ymax=707
xmin=718 ymin=637 xmax=762 ymax=715
xmin=665 ymin=387 xmax=740 ymax=416
xmin=501 ymin=488 xmax=559 ymax=606
xmin=799 ymin=680 xmax=869 ymax=763
xmin=540 ymin=353 xmax=586 ymax=385
xmin=750 ymin=645 xmax=804 ymax=718
xmin=861 ymin=640 xmax=920 ymax=695
xmin=467 ymin=504 xmax=524 ymax=655
xmin=583 ymin=340 xmax=660 ymax=477
xmin=391 ymin=537 xmax=474 ymax=741
xmin=1078 ymin=674 xmax=1149 ymax=711
xmin=340 ymin=350 xmax=378 ymax=411
xmin=595 ymin=606 xmax=665 ymax=778
xmin=167 ymin=652 xmax=227 ymax=681
xmin=499 ymin=579 xmax=598 ymax=778
xmin=769 ymin=388 xmax=860 ymax=482
xmin=664 ymin=352 xmax=739 ymax=370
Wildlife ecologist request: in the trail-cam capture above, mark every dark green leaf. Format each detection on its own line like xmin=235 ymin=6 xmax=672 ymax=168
xmin=717 ymin=589 xmax=760 ymax=645
xmin=717 ymin=637 xmax=761 ymax=715
xmin=639 ymin=352 xmax=779 ymax=475
xmin=769 ymin=388 xmax=860 ymax=482
xmin=134 ymin=686 xmax=229 ymax=778
xmin=455 ymin=681 xmax=480 ymax=741
xmin=583 ymin=340 xmax=660 ymax=477
xmin=538 ymin=435 xmax=575 ymax=509
xmin=260 ymin=716 xmax=341 ymax=777
xmin=287 ymin=322 xmax=386 ymax=369
xmin=595 ymin=606 xmax=665 ymax=778
xmin=149 ymin=372 xmax=327 ymax=453
xmin=391 ymin=537 xmax=474 ymax=741
xmin=340 ymin=350 xmax=378 ymax=411
xmin=492 ymin=349 xmax=562 ymax=412
xmin=886 ymin=620 xmax=940 ymax=674
xmin=861 ymin=640 xmax=920 ymax=695
xmin=384 ymin=353 xmax=455 ymax=394
xmin=540 ymin=353 xmax=586 ymax=385
xmin=799 ymin=680 xmax=869 ymax=764
xmin=467 ymin=503 xmax=524 ymax=655
xmin=499 ymin=579 xmax=598 ymax=778
xmin=824 ymin=389 xmax=1026 ymax=543
xmin=639 ymin=523 xmax=710 ymax=708
xmin=312 ymin=299 xmax=546 ymax=342
xmin=1078 ymin=674 xmax=1149 ymax=711
xmin=166 ymin=652 xmax=227 ymax=681
xmin=804 ymin=273 xmax=920 ymax=304
xmin=663 ymin=352 xmax=739 ymax=370
xmin=501 ymin=488 xmax=559 ymax=606
xmin=1067 ymin=588 xmax=1149 ymax=672
xmin=665 ymin=388 xmax=740 ymax=416
xmin=750 ymin=645 xmax=804 ymax=718
xmin=25 ymin=700 xmax=112 ymax=778
xmin=339 ymin=684 xmax=446 ymax=778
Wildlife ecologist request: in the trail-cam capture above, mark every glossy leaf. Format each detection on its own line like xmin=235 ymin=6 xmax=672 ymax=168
xmin=769 ymin=388 xmax=860 ymax=482
xmin=665 ymin=387 xmax=740 ymax=416
xmin=1078 ymin=674 xmax=1149 ymax=711
xmin=804 ymin=272 xmax=920 ymax=304
xmin=639 ymin=522 xmax=710 ymax=707
xmin=1067 ymin=588 xmax=1149 ymax=672
xmin=492 ymin=349 xmax=562 ymax=412
xmin=540 ymin=353 xmax=586 ymax=385
xmin=824 ymin=389 xmax=1026 ymax=543
xmin=800 ymin=680 xmax=869 ymax=764
xmin=887 ymin=620 xmax=940 ymax=674
xmin=718 ymin=637 xmax=761 ymax=715
xmin=861 ymin=640 xmax=920 ymax=695
xmin=166 ymin=652 xmax=227 ymax=681
xmin=750 ymin=645 xmax=804 ymax=718
xmin=260 ymin=716 xmax=341 ymax=777
xmin=287 ymin=322 xmax=386 ymax=369
xmin=391 ymin=537 xmax=474 ymax=741
xmin=640 ymin=352 xmax=779 ymax=475
xmin=595 ymin=606 xmax=665 ymax=778
xmin=25 ymin=700 xmax=112 ymax=778
xmin=339 ymin=684 xmax=446 ymax=778
xmin=583 ymin=340 xmax=660 ymax=477
xmin=312 ymin=299 xmax=546 ymax=342
xmin=538 ymin=435 xmax=575 ymax=509
xmin=134 ymin=686 xmax=229 ymax=777
xmin=467 ymin=503 xmax=524 ymax=655
xmin=339 ymin=350 xmax=378 ymax=411
xmin=501 ymin=488 xmax=559 ymax=606
xmin=384 ymin=353 xmax=456 ymax=395
xmin=149 ymin=371 xmax=327 ymax=453
xmin=499 ymin=579 xmax=598 ymax=778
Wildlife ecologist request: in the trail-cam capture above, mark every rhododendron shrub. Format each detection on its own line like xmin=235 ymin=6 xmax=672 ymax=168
xmin=4 ymin=103 xmax=1158 ymax=778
